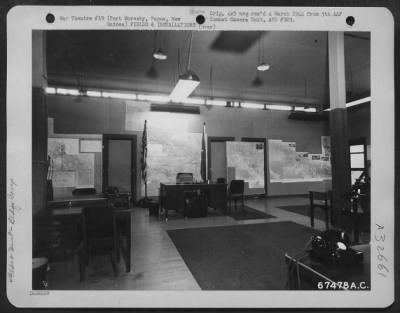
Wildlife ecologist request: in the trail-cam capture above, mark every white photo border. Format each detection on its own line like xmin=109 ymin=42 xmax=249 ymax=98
xmin=6 ymin=5 xmax=395 ymax=308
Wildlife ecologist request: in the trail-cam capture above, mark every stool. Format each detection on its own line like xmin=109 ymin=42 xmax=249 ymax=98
xmin=309 ymin=191 xmax=332 ymax=229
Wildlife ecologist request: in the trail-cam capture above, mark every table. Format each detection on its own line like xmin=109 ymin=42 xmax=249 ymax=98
xmin=48 ymin=192 xmax=131 ymax=209
xmin=34 ymin=202 xmax=132 ymax=273
xmin=160 ymin=182 xmax=227 ymax=220
xmin=285 ymin=244 xmax=370 ymax=290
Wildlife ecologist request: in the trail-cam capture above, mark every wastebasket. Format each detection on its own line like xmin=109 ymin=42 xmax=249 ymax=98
xmin=32 ymin=257 xmax=49 ymax=290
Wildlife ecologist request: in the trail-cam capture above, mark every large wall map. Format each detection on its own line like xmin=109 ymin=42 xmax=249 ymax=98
xmin=145 ymin=128 xmax=202 ymax=196
xmin=268 ymin=139 xmax=331 ymax=182
xmin=226 ymin=142 xmax=265 ymax=189
xmin=48 ymin=138 xmax=95 ymax=189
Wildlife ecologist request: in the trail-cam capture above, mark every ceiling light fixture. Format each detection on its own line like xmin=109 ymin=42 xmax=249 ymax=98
xmin=153 ymin=49 xmax=168 ymax=61
xmin=257 ymin=34 xmax=270 ymax=72
xmin=294 ymin=106 xmax=317 ymax=113
xmin=266 ymin=104 xmax=293 ymax=111
xmin=102 ymin=91 xmax=137 ymax=100
xmin=146 ymin=32 xmax=160 ymax=79
xmin=251 ymin=38 xmax=265 ymax=87
xmin=183 ymin=97 xmax=205 ymax=105
xmin=48 ymin=85 xmax=319 ymax=114
xmin=45 ymin=87 xmax=56 ymax=94
xmin=169 ymin=31 xmax=200 ymax=103
xmin=57 ymin=88 xmax=80 ymax=96
xmin=206 ymin=99 xmax=227 ymax=106
xmin=304 ymin=107 xmax=317 ymax=113
xmin=152 ymin=31 xmax=168 ymax=60
xmin=240 ymin=102 xmax=265 ymax=109
xmin=257 ymin=63 xmax=270 ymax=72
xmin=86 ymin=90 xmax=102 ymax=97
xmin=137 ymin=94 xmax=170 ymax=103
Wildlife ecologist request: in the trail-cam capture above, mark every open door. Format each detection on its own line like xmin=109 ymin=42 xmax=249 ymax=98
xmin=103 ymin=134 xmax=137 ymax=201
xmin=207 ymin=136 xmax=234 ymax=182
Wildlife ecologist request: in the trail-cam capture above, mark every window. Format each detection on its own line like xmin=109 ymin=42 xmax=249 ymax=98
xmin=349 ymin=139 xmax=367 ymax=185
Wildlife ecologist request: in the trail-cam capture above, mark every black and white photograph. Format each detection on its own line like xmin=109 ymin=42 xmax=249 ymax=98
xmin=5 ymin=5 xmax=395 ymax=309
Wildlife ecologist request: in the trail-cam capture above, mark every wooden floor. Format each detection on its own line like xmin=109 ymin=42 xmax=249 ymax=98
xmin=47 ymin=196 xmax=328 ymax=290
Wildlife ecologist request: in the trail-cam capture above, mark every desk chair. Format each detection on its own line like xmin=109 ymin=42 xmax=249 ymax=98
xmin=104 ymin=186 xmax=131 ymax=209
xmin=79 ymin=204 xmax=118 ymax=281
xmin=309 ymin=191 xmax=332 ymax=229
xmin=228 ymin=180 xmax=245 ymax=211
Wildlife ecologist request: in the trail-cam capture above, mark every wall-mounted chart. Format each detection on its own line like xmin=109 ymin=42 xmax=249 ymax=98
xmin=226 ymin=141 xmax=265 ymax=190
xmin=48 ymin=137 xmax=95 ymax=189
xmin=145 ymin=128 xmax=202 ymax=196
xmin=268 ymin=139 xmax=331 ymax=183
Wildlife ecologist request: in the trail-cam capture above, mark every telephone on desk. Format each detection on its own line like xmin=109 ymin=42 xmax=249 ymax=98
xmin=309 ymin=229 xmax=364 ymax=265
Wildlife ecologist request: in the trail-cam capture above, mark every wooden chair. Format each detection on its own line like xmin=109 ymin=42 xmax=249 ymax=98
xmin=79 ymin=204 xmax=118 ymax=281
xmin=309 ymin=191 xmax=332 ymax=229
xmin=228 ymin=180 xmax=245 ymax=211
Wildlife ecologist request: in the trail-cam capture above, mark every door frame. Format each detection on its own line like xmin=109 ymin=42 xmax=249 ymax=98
xmin=207 ymin=136 xmax=235 ymax=181
xmin=102 ymin=134 xmax=137 ymax=199
xmin=241 ymin=137 xmax=267 ymax=196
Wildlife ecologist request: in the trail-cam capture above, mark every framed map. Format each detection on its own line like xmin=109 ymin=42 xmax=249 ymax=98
xmin=226 ymin=141 xmax=265 ymax=189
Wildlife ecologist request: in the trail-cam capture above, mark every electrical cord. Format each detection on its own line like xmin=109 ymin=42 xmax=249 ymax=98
xmin=285 ymin=237 xmax=313 ymax=289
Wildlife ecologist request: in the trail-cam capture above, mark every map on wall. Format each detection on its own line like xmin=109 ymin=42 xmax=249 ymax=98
xmin=48 ymin=138 xmax=95 ymax=188
xmin=321 ymin=136 xmax=331 ymax=158
xmin=145 ymin=128 xmax=202 ymax=196
xmin=268 ymin=139 xmax=331 ymax=182
xmin=226 ymin=142 xmax=265 ymax=189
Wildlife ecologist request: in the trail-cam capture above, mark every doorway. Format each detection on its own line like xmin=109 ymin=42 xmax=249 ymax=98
xmin=103 ymin=134 xmax=137 ymax=200
xmin=207 ymin=136 xmax=234 ymax=182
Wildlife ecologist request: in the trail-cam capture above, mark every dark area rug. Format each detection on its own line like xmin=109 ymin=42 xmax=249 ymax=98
xmin=277 ymin=206 xmax=371 ymax=245
xmin=276 ymin=204 xmax=327 ymax=221
xmin=167 ymin=221 xmax=318 ymax=290
xmin=226 ymin=205 xmax=275 ymax=220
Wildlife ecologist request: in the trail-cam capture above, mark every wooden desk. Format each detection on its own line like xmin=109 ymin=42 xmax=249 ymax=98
xmin=160 ymin=182 xmax=227 ymax=220
xmin=48 ymin=192 xmax=131 ymax=209
xmin=34 ymin=205 xmax=132 ymax=272
xmin=285 ymin=244 xmax=370 ymax=290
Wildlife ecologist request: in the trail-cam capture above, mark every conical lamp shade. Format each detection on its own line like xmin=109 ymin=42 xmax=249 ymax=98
xmin=251 ymin=75 xmax=263 ymax=87
xmin=146 ymin=64 xmax=159 ymax=79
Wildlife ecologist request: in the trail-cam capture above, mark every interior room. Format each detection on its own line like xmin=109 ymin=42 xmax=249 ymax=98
xmin=32 ymin=29 xmax=371 ymax=291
